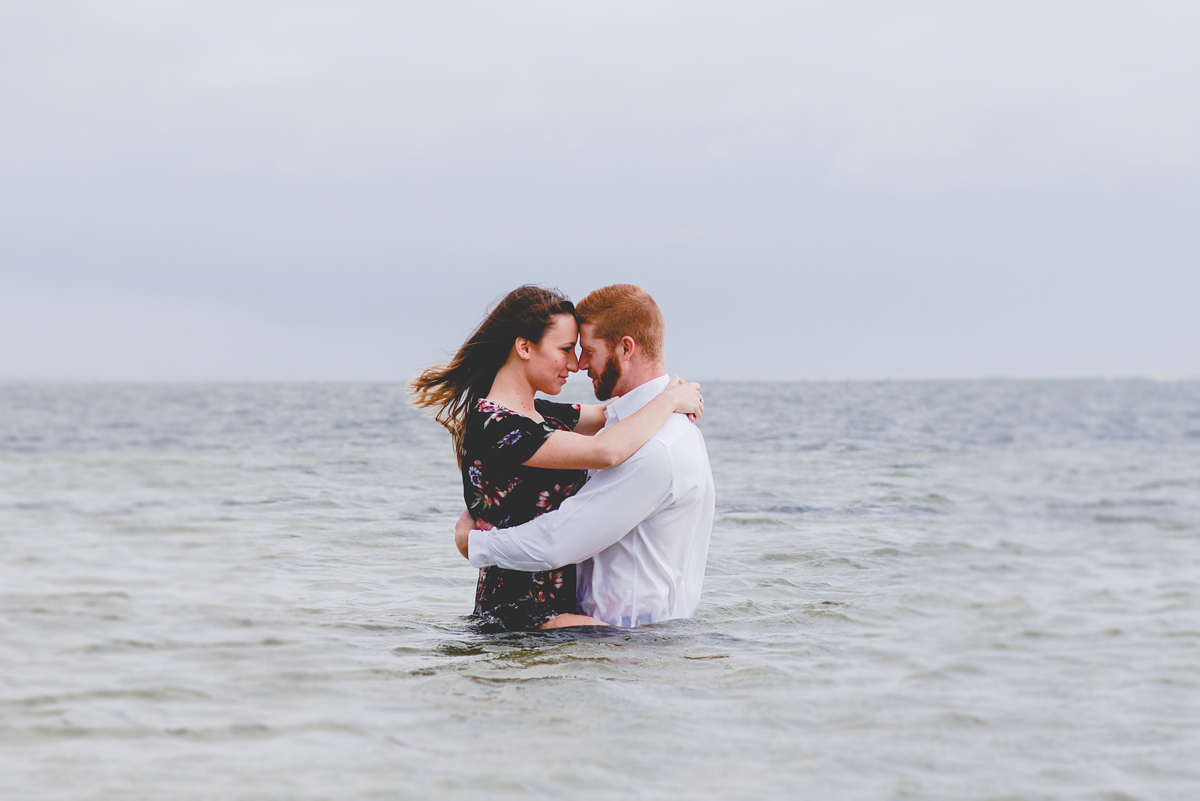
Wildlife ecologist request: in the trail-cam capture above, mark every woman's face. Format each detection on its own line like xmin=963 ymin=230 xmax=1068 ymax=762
xmin=526 ymin=314 xmax=579 ymax=395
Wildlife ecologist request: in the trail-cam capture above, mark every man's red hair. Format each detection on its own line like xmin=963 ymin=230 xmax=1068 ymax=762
xmin=575 ymin=284 xmax=665 ymax=361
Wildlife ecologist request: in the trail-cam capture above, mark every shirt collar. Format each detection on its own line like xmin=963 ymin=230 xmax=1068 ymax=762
xmin=604 ymin=374 xmax=671 ymax=424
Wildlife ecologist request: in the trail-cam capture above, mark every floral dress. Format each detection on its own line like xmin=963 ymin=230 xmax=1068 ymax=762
xmin=461 ymin=398 xmax=588 ymax=632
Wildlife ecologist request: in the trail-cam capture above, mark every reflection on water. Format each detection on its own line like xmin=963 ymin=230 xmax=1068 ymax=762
xmin=1 ymin=380 xmax=1198 ymax=799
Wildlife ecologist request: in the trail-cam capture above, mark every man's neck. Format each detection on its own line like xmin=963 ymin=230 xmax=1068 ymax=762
xmin=615 ymin=361 xmax=667 ymax=398
xmin=604 ymin=372 xmax=670 ymax=425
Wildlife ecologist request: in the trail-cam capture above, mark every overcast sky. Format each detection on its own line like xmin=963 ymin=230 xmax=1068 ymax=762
xmin=2 ymin=0 xmax=1197 ymax=382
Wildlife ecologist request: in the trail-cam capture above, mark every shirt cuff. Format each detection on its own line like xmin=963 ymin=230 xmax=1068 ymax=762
xmin=467 ymin=528 xmax=495 ymax=568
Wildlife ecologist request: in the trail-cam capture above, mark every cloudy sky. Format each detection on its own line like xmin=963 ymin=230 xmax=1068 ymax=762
xmin=2 ymin=0 xmax=1197 ymax=381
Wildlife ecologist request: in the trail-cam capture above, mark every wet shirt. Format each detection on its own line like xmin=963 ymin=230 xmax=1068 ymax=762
xmin=467 ymin=375 xmax=716 ymax=627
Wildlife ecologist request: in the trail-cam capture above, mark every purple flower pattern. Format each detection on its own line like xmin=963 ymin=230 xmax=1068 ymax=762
xmin=461 ymin=397 xmax=587 ymax=632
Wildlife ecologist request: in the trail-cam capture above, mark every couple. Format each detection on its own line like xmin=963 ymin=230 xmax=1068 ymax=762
xmin=411 ymin=283 xmax=715 ymax=632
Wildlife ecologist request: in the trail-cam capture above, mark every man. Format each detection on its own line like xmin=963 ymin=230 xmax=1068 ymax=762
xmin=454 ymin=284 xmax=715 ymax=627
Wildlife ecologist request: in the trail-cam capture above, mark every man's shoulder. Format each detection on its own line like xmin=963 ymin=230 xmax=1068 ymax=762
xmin=652 ymin=415 xmax=707 ymax=449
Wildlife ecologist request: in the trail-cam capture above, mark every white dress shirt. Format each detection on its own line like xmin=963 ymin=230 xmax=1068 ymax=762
xmin=468 ymin=374 xmax=716 ymax=626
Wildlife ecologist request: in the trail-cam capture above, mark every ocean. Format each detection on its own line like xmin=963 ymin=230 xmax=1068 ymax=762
xmin=2 ymin=379 xmax=1198 ymax=799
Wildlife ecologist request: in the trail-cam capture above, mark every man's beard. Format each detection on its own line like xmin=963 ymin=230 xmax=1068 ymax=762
xmin=592 ymin=354 xmax=622 ymax=401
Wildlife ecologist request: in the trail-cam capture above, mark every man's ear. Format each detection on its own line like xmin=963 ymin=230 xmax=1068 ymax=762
xmin=619 ymin=336 xmax=637 ymax=362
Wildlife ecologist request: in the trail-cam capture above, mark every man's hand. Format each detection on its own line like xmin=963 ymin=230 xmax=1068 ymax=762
xmin=455 ymin=510 xmax=474 ymax=559
xmin=455 ymin=509 xmax=494 ymax=560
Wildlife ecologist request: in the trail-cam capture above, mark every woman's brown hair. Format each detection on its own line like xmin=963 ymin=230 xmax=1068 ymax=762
xmin=410 ymin=285 xmax=575 ymax=465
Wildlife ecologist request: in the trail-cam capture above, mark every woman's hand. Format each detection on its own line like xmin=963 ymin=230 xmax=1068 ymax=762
xmin=663 ymin=376 xmax=703 ymax=420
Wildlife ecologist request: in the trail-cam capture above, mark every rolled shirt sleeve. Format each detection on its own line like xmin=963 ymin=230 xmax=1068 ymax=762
xmin=468 ymin=438 xmax=674 ymax=571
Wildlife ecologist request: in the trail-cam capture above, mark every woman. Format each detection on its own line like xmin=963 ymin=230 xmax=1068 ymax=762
xmin=411 ymin=285 xmax=702 ymax=632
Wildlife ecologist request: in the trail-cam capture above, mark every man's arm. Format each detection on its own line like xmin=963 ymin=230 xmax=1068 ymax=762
xmin=465 ymin=439 xmax=673 ymax=570
xmin=455 ymin=510 xmax=475 ymax=558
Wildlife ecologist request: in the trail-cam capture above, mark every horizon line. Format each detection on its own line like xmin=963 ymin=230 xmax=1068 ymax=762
xmin=2 ymin=373 xmax=1198 ymax=385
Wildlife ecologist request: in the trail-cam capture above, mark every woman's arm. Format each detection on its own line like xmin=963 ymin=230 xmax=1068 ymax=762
xmin=573 ymin=375 xmax=703 ymax=436
xmin=574 ymin=403 xmax=611 ymax=436
xmin=523 ymin=379 xmax=702 ymax=470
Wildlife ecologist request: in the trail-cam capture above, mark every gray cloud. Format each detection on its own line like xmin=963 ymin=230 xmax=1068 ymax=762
xmin=2 ymin=1 xmax=1197 ymax=380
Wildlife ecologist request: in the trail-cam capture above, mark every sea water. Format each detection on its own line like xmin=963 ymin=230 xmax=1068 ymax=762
xmin=1 ymin=379 xmax=1198 ymax=799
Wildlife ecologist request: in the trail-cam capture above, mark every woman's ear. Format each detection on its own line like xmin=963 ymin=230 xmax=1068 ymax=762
xmin=515 ymin=337 xmax=532 ymax=360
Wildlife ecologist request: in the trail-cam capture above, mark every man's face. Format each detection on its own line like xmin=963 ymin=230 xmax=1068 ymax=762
xmin=578 ymin=323 xmax=623 ymax=401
